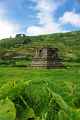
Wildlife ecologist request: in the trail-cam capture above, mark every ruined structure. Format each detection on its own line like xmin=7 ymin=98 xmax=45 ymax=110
xmin=28 ymin=47 xmax=66 ymax=68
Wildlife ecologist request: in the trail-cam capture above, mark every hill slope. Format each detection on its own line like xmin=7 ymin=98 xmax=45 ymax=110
xmin=0 ymin=31 xmax=80 ymax=61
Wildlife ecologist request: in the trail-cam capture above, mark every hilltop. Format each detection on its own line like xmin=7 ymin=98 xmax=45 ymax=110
xmin=0 ymin=30 xmax=80 ymax=62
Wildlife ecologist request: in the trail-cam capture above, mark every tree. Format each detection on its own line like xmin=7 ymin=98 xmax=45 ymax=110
xmin=16 ymin=34 xmax=22 ymax=37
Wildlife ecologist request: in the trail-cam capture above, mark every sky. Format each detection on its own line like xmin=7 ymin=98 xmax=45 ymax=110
xmin=0 ymin=0 xmax=80 ymax=39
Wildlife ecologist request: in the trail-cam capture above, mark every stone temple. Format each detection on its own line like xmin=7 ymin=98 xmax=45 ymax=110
xmin=28 ymin=47 xmax=66 ymax=68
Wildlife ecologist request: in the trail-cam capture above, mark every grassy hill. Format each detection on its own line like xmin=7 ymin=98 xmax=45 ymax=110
xmin=0 ymin=30 xmax=80 ymax=62
xmin=0 ymin=31 xmax=80 ymax=120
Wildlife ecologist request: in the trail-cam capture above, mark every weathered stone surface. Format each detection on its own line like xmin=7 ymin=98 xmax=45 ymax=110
xmin=28 ymin=47 xmax=66 ymax=68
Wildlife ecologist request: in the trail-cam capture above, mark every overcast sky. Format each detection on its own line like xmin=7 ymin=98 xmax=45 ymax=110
xmin=0 ymin=0 xmax=80 ymax=39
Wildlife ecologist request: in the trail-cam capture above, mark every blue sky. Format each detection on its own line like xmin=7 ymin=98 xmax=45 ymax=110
xmin=0 ymin=0 xmax=80 ymax=39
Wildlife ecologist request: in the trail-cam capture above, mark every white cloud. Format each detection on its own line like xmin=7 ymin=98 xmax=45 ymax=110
xmin=27 ymin=22 xmax=61 ymax=36
xmin=31 ymin=0 xmax=60 ymax=24
xmin=59 ymin=9 xmax=80 ymax=27
xmin=0 ymin=5 xmax=20 ymax=39
xmin=0 ymin=20 xmax=20 ymax=39
xmin=26 ymin=0 xmax=66 ymax=36
xmin=27 ymin=26 xmax=44 ymax=36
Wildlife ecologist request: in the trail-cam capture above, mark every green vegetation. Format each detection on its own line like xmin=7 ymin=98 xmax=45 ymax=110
xmin=0 ymin=30 xmax=80 ymax=61
xmin=0 ymin=30 xmax=80 ymax=119
xmin=0 ymin=70 xmax=80 ymax=119
xmin=0 ymin=61 xmax=80 ymax=119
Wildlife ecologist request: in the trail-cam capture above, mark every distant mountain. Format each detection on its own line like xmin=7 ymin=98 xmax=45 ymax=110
xmin=0 ymin=30 xmax=80 ymax=61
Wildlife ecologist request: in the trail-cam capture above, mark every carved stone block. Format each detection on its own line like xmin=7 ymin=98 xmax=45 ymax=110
xmin=28 ymin=47 xmax=66 ymax=69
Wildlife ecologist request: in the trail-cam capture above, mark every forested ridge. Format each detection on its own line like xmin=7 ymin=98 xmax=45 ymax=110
xmin=0 ymin=30 xmax=80 ymax=61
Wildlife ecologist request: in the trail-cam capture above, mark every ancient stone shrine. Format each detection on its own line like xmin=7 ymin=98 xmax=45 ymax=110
xmin=28 ymin=47 xmax=66 ymax=68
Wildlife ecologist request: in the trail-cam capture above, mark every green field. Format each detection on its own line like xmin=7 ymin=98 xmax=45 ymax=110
xmin=0 ymin=30 xmax=80 ymax=119
xmin=0 ymin=62 xmax=80 ymax=86
xmin=0 ymin=61 xmax=80 ymax=120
